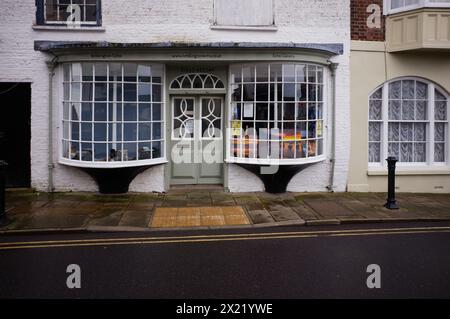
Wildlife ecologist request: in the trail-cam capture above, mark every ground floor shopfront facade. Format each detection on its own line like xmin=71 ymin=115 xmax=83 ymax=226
xmin=13 ymin=42 xmax=349 ymax=194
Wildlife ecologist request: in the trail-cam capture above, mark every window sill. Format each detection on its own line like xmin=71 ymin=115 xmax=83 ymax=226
xmin=367 ymin=168 xmax=450 ymax=176
xmin=59 ymin=158 xmax=168 ymax=169
xmin=226 ymin=156 xmax=326 ymax=166
xmin=210 ymin=25 xmax=278 ymax=31
xmin=32 ymin=25 xmax=105 ymax=32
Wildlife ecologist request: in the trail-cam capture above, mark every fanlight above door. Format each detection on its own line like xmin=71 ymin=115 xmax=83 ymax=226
xmin=170 ymin=73 xmax=225 ymax=90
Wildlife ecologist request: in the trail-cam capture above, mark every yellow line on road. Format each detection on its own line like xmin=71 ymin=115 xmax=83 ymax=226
xmin=1 ymin=226 xmax=450 ymax=247
xmin=0 ymin=227 xmax=450 ymax=251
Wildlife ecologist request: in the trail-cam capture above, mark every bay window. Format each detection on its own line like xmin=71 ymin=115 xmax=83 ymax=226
xmin=369 ymin=78 xmax=449 ymax=166
xmin=61 ymin=62 xmax=165 ymax=167
xmin=385 ymin=0 xmax=450 ymax=14
xmin=228 ymin=63 xmax=326 ymax=164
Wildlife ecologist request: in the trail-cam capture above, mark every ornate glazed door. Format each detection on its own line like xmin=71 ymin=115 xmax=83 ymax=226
xmin=170 ymin=96 xmax=223 ymax=185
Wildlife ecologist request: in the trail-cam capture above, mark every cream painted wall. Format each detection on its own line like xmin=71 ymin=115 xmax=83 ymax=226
xmin=349 ymin=40 xmax=450 ymax=193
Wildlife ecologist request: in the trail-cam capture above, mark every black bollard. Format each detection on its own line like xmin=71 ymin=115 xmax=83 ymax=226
xmin=0 ymin=160 xmax=9 ymax=226
xmin=384 ymin=157 xmax=399 ymax=210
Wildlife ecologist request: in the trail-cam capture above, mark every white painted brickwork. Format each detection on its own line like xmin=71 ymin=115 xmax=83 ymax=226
xmin=0 ymin=0 xmax=350 ymax=193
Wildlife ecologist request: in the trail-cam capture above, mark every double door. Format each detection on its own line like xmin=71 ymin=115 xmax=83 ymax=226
xmin=170 ymin=96 xmax=224 ymax=185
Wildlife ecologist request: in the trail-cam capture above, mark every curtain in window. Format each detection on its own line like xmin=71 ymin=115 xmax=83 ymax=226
xmin=369 ymin=78 xmax=448 ymax=165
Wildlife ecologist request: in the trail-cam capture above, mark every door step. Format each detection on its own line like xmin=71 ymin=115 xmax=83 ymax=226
xmin=169 ymin=184 xmax=225 ymax=192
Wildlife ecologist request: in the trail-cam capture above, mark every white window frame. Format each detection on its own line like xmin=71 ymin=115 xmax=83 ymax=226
xmin=59 ymin=62 xmax=167 ymax=169
xmin=40 ymin=0 xmax=100 ymax=26
xmin=384 ymin=0 xmax=450 ymax=15
xmin=368 ymin=77 xmax=450 ymax=170
xmin=225 ymin=62 xmax=328 ymax=166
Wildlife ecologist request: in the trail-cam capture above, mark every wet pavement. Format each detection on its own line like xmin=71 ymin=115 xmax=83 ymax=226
xmin=2 ymin=189 xmax=450 ymax=232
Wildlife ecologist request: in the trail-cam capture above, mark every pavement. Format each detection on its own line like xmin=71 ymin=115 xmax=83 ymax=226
xmin=2 ymin=189 xmax=450 ymax=233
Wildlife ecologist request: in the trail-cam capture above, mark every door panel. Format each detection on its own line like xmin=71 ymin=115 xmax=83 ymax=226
xmin=170 ymin=97 xmax=196 ymax=184
xmin=199 ymin=98 xmax=223 ymax=182
xmin=169 ymin=96 xmax=224 ymax=185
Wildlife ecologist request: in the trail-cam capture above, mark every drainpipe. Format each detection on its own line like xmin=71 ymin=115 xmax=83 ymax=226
xmin=327 ymin=62 xmax=339 ymax=193
xmin=46 ymin=57 xmax=58 ymax=193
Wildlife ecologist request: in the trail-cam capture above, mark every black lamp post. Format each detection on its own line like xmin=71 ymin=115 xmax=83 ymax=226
xmin=384 ymin=156 xmax=399 ymax=210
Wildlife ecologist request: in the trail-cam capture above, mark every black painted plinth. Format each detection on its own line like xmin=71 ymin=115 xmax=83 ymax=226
xmin=80 ymin=165 xmax=157 ymax=194
xmin=236 ymin=164 xmax=311 ymax=194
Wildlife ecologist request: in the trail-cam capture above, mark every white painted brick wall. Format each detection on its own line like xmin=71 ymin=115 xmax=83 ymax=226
xmin=0 ymin=0 xmax=350 ymax=193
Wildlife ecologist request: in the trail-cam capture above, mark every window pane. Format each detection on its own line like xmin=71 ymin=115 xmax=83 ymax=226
xmin=124 ymin=123 xmax=137 ymax=141
xmin=389 ymin=81 xmax=401 ymax=99
xmin=82 ymin=103 xmax=92 ymax=121
xmin=123 ymin=143 xmax=137 ymax=161
xmin=400 ymin=123 xmax=413 ymax=141
xmin=414 ymin=123 xmax=426 ymax=141
xmin=94 ymin=123 xmax=107 ymax=141
xmin=94 ymin=103 xmax=107 ymax=121
xmin=402 ymin=80 xmax=415 ymax=99
xmin=369 ymin=100 xmax=382 ymax=120
xmin=435 ymin=123 xmax=445 ymax=142
xmin=138 ymin=65 xmax=151 ymax=83
xmin=138 ymin=123 xmax=151 ymax=141
xmin=400 ymin=143 xmax=413 ymax=162
xmin=402 ymin=101 xmax=415 ymax=120
xmin=138 ymin=142 xmax=152 ymax=160
xmin=388 ymin=143 xmax=399 ymax=158
xmin=124 ymin=103 xmax=137 ymax=121
xmin=416 ymin=82 xmax=428 ymax=99
xmin=389 ymin=123 xmax=400 ymax=141
xmin=94 ymin=63 xmax=107 ymax=81
xmin=435 ymin=143 xmax=445 ymax=162
xmin=82 ymin=83 xmax=93 ymax=101
xmin=124 ymin=63 xmax=137 ymax=82
xmin=138 ymin=84 xmax=151 ymax=102
xmin=435 ymin=101 xmax=447 ymax=120
xmin=389 ymin=100 xmax=401 ymax=120
xmin=369 ymin=122 xmax=381 ymax=141
xmin=81 ymin=123 xmax=92 ymax=141
xmin=94 ymin=143 xmax=107 ymax=161
xmin=416 ymin=101 xmax=427 ymax=120
xmin=414 ymin=143 xmax=426 ymax=162
xmin=369 ymin=143 xmax=380 ymax=163
xmin=82 ymin=63 xmax=93 ymax=81
xmin=139 ymin=104 xmax=151 ymax=121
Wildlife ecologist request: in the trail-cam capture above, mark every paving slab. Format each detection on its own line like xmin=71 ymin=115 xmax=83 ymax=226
xmin=246 ymin=210 xmax=276 ymax=224
xmin=303 ymin=199 xmax=357 ymax=218
xmin=118 ymin=211 xmax=152 ymax=228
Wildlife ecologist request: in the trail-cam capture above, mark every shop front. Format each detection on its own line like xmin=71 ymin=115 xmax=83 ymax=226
xmin=35 ymin=41 xmax=344 ymax=194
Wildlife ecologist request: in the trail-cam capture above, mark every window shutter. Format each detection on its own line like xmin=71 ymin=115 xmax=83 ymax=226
xmin=215 ymin=0 xmax=274 ymax=26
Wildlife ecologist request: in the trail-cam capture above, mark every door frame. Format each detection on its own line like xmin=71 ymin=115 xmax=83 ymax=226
xmin=168 ymin=94 xmax=225 ymax=186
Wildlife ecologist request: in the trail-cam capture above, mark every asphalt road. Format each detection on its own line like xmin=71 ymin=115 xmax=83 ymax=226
xmin=0 ymin=222 xmax=450 ymax=299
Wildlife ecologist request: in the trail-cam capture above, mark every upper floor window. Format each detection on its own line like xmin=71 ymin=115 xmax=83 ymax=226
xmin=213 ymin=0 xmax=275 ymax=27
xmin=385 ymin=0 xmax=450 ymax=14
xmin=369 ymin=78 xmax=449 ymax=166
xmin=36 ymin=0 xmax=101 ymax=26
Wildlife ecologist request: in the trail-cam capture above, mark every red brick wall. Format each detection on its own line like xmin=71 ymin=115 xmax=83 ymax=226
xmin=351 ymin=0 xmax=385 ymax=41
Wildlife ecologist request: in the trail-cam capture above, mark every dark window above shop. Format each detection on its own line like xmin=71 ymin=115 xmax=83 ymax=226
xmin=35 ymin=0 xmax=102 ymax=26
